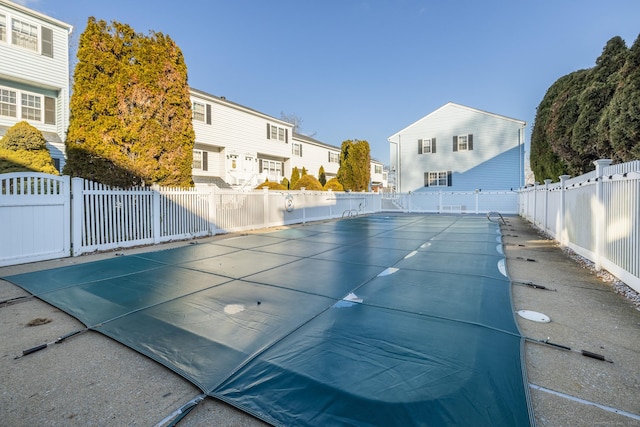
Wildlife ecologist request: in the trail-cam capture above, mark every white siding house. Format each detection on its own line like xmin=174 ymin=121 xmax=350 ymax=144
xmin=290 ymin=133 xmax=340 ymax=180
xmin=0 ymin=0 xmax=72 ymax=171
xmin=190 ymin=88 xmax=294 ymax=189
xmin=388 ymin=102 xmax=526 ymax=193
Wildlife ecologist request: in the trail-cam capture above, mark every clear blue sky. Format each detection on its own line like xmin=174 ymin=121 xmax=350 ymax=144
xmin=18 ymin=0 xmax=640 ymax=164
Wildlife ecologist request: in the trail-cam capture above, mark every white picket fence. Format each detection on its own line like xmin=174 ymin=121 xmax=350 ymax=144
xmin=381 ymin=190 xmax=519 ymax=214
xmin=519 ymin=159 xmax=640 ymax=293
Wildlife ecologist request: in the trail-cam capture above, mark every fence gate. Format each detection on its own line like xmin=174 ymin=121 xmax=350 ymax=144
xmin=0 ymin=173 xmax=70 ymax=266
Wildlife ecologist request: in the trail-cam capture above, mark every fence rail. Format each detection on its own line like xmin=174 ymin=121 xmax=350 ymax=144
xmin=519 ymin=159 xmax=640 ymax=293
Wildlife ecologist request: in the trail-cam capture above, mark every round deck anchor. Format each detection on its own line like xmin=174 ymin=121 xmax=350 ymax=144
xmin=517 ymin=310 xmax=551 ymax=323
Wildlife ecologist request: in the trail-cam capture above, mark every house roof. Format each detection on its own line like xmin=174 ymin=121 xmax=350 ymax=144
xmin=0 ymin=0 xmax=73 ymax=33
xmin=387 ymin=102 xmax=526 ymax=141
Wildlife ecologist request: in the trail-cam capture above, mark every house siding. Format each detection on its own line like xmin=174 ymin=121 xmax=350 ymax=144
xmin=389 ymin=103 xmax=525 ymax=192
xmin=0 ymin=0 xmax=72 ymax=170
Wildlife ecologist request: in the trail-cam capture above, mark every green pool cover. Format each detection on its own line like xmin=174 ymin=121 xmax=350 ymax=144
xmin=4 ymin=214 xmax=533 ymax=426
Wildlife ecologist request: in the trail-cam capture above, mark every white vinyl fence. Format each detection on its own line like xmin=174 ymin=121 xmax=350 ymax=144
xmin=381 ymin=190 xmax=519 ymax=214
xmin=519 ymin=159 xmax=640 ymax=293
xmin=0 ymin=173 xmax=70 ymax=266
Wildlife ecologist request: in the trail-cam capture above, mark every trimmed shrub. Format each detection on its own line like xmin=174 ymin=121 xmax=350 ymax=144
xmin=323 ymin=177 xmax=344 ymax=191
xmin=292 ymin=174 xmax=323 ymax=190
xmin=255 ymin=180 xmax=287 ymax=190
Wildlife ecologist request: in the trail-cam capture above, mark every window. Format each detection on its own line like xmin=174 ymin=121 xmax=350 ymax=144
xmin=374 ymin=165 xmax=382 ymax=174
xmin=424 ymin=171 xmax=451 ymax=187
xmin=12 ymin=18 xmax=38 ymax=51
xmin=453 ymin=134 xmax=473 ymax=152
xmin=292 ymin=143 xmax=302 ymax=156
xmin=192 ymin=102 xmax=205 ymax=122
xmin=0 ymin=14 xmax=6 ymax=42
xmin=329 ymin=151 xmax=339 ymax=163
xmin=21 ymin=93 xmax=41 ymax=121
xmin=260 ymin=159 xmax=282 ymax=181
xmin=0 ymin=88 xmax=17 ymax=118
xmin=418 ymin=138 xmax=436 ymax=154
xmin=266 ymin=124 xmax=288 ymax=142
xmin=192 ymin=150 xmax=202 ymax=170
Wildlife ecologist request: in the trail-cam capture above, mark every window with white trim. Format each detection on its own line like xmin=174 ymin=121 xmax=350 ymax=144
xmin=0 ymin=88 xmax=17 ymax=118
xmin=192 ymin=101 xmax=205 ymax=122
xmin=266 ymin=124 xmax=288 ymax=142
xmin=292 ymin=143 xmax=302 ymax=156
xmin=260 ymin=159 xmax=282 ymax=181
xmin=0 ymin=14 xmax=6 ymax=42
xmin=12 ymin=18 xmax=38 ymax=51
xmin=418 ymin=138 xmax=436 ymax=154
xmin=425 ymin=171 xmax=450 ymax=187
xmin=453 ymin=134 xmax=473 ymax=152
xmin=329 ymin=151 xmax=339 ymax=163
xmin=374 ymin=164 xmax=382 ymax=174
xmin=21 ymin=93 xmax=41 ymax=121
xmin=192 ymin=150 xmax=203 ymax=170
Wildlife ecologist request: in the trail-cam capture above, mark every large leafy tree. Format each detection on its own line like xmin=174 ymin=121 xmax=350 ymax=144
xmin=530 ymin=35 xmax=640 ymax=181
xmin=0 ymin=121 xmax=58 ymax=174
xmin=337 ymin=139 xmax=371 ymax=191
xmin=63 ymin=18 xmax=194 ymax=187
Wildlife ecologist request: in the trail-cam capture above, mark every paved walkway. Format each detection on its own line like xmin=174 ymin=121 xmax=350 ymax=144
xmin=0 ymin=214 xmax=639 ymax=426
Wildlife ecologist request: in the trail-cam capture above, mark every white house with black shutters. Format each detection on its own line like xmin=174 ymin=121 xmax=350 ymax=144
xmin=387 ymin=102 xmax=526 ymax=193
xmin=0 ymin=0 xmax=72 ymax=171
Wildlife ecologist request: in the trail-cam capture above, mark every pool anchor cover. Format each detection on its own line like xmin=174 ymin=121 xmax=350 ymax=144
xmin=4 ymin=215 xmax=534 ymax=426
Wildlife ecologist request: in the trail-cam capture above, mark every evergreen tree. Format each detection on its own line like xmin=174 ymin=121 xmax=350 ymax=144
xmin=290 ymin=167 xmax=300 ymax=188
xmin=318 ymin=165 xmax=326 ymax=186
xmin=63 ymin=18 xmax=194 ymax=188
xmin=0 ymin=122 xmax=58 ymax=174
xmin=337 ymin=139 xmax=371 ymax=191
xmin=301 ymin=167 xmax=307 ymax=176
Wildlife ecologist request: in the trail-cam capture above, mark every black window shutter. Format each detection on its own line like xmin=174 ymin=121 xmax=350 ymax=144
xmin=453 ymin=136 xmax=458 ymax=152
xmin=44 ymin=97 xmax=55 ymax=124
xmin=328 ymin=151 xmax=331 ymax=162
xmin=202 ymin=151 xmax=208 ymax=171
xmin=468 ymin=134 xmax=473 ymax=150
xmin=418 ymin=139 xmax=423 ymax=154
xmin=447 ymin=171 xmax=452 ymax=186
xmin=41 ymin=27 xmax=53 ymax=58
xmin=285 ymin=129 xmax=289 ymax=143
xmin=432 ymin=138 xmax=437 ymax=153
xmin=206 ymin=104 xmax=211 ymax=125
xmin=424 ymin=172 xmax=429 ymax=187
xmin=266 ymin=124 xmax=270 ymax=139
xmin=300 ymin=144 xmax=302 ymax=156
xmin=259 ymin=159 xmax=263 ymax=173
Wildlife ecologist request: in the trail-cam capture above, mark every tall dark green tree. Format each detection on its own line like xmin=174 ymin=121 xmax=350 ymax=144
xmin=63 ymin=18 xmax=194 ymax=187
xmin=530 ymin=35 xmax=640 ymax=181
xmin=318 ymin=165 xmax=327 ymax=186
xmin=337 ymin=139 xmax=371 ymax=191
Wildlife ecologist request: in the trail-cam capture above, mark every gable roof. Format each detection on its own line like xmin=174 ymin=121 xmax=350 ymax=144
xmin=387 ymin=102 xmax=526 ymax=141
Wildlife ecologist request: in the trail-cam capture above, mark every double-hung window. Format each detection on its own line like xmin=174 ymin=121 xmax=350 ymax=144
xmin=21 ymin=93 xmax=41 ymax=121
xmin=0 ymin=88 xmax=17 ymax=118
xmin=0 ymin=14 xmax=6 ymax=42
xmin=266 ymin=124 xmax=289 ymax=143
xmin=192 ymin=102 xmax=205 ymax=122
xmin=424 ymin=171 xmax=451 ymax=187
xmin=328 ymin=151 xmax=339 ymax=163
xmin=418 ymin=138 xmax=436 ymax=154
xmin=12 ymin=18 xmax=38 ymax=51
xmin=453 ymin=134 xmax=473 ymax=152
xmin=374 ymin=164 xmax=383 ymax=174
xmin=292 ymin=143 xmax=302 ymax=156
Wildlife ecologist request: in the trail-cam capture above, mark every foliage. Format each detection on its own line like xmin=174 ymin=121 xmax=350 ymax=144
xmin=290 ymin=167 xmax=300 ymax=188
xmin=291 ymin=174 xmax=323 ymax=190
xmin=280 ymin=177 xmax=290 ymax=189
xmin=0 ymin=122 xmax=58 ymax=174
xmin=255 ymin=180 xmax=287 ymax=190
xmin=323 ymin=177 xmax=344 ymax=191
xmin=63 ymin=18 xmax=195 ymax=188
xmin=301 ymin=166 xmax=307 ymax=176
xmin=318 ymin=165 xmax=326 ymax=186
xmin=531 ymin=35 xmax=640 ymax=181
xmin=336 ymin=139 xmax=371 ymax=191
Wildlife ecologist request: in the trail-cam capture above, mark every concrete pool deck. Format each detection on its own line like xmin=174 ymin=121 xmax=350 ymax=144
xmin=1 ymin=214 xmax=639 ymax=426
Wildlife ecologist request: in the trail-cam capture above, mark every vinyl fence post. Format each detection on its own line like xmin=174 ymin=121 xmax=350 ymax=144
xmin=207 ymin=185 xmax=217 ymax=235
xmin=594 ymin=159 xmax=612 ymax=270
xmin=544 ymin=179 xmax=552 ymax=233
xmin=71 ymin=177 xmax=84 ymax=256
xmin=558 ymin=175 xmax=571 ymax=246
xmin=152 ymin=185 xmax=161 ymax=244
xmin=263 ymin=187 xmax=269 ymax=228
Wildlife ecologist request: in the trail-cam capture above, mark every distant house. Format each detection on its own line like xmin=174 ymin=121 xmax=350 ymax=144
xmin=387 ymin=102 xmax=526 ymax=193
xmin=0 ymin=0 xmax=73 ymax=171
xmin=190 ymin=88 xmax=385 ymax=190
